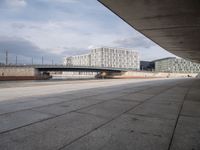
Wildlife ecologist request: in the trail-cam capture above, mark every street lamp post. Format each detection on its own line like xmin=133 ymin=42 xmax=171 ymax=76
xmin=5 ymin=51 xmax=8 ymax=65
xmin=16 ymin=56 xmax=18 ymax=65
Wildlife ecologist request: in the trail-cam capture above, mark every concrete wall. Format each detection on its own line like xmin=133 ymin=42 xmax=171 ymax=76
xmin=57 ymin=71 xmax=97 ymax=79
xmin=196 ymin=73 xmax=200 ymax=78
xmin=106 ymin=71 xmax=198 ymax=79
xmin=0 ymin=67 xmax=39 ymax=77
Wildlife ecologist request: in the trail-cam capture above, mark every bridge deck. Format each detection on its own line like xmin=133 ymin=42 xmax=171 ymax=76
xmin=0 ymin=78 xmax=199 ymax=150
xmin=0 ymin=65 xmax=130 ymax=72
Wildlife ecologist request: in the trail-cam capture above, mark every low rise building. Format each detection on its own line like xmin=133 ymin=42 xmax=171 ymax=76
xmin=155 ymin=57 xmax=200 ymax=73
xmin=140 ymin=61 xmax=155 ymax=71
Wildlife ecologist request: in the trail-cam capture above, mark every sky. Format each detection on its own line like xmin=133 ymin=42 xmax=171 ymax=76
xmin=0 ymin=0 xmax=175 ymax=64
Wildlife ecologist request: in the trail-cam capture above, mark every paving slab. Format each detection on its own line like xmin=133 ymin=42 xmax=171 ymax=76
xmin=117 ymin=93 xmax=154 ymax=102
xmin=91 ymin=92 xmax=127 ymax=101
xmin=153 ymin=93 xmax=185 ymax=101
xmin=170 ymin=116 xmax=200 ymax=150
xmin=139 ymin=86 xmax=168 ymax=95
xmin=118 ymin=85 xmax=151 ymax=93
xmin=0 ymin=78 xmax=199 ymax=150
xmin=0 ymin=97 xmax=39 ymax=106
xmin=0 ymin=89 xmax=102 ymax=115
xmin=62 ymin=114 xmax=175 ymax=150
xmin=186 ymin=88 xmax=200 ymax=102
xmin=32 ymin=97 xmax=106 ymax=115
xmin=0 ymin=97 xmax=68 ymax=115
xmin=0 ymin=112 xmax=107 ymax=150
xmin=0 ymin=110 xmax=53 ymax=133
xmin=0 ymin=91 xmax=81 ymax=106
xmin=146 ymin=89 xmax=186 ymax=104
xmin=128 ymin=102 xmax=181 ymax=120
xmin=181 ymin=101 xmax=200 ymax=117
xmin=77 ymin=100 xmax=139 ymax=120
xmin=153 ymin=87 xmax=187 ymax=100
xmin=148 ymin=96 xmax=183 ymax=104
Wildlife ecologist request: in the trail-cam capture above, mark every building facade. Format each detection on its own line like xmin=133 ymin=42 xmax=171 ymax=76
xmin=64 ymin=47 xmax=139 ymax=70
xmin=64 ymin=54 xmax=91 ymax=66
xmin=155 ymin=57 xmax=200 ymax=73
xmin=140 ymin=61 xmax=155 ymax=71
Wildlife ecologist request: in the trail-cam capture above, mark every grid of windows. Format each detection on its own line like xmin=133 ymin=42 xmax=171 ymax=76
xmin=155 ymin=57 xmax=200 ymax=73
xmin=64 ymin=54 xmax=91 ymax=66
xmin=64 ymin=47 xmax=139 ymax=70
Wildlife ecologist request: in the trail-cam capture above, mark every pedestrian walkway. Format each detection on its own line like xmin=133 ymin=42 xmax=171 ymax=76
xmin=0 ymin=79 xmax=199 ymax=150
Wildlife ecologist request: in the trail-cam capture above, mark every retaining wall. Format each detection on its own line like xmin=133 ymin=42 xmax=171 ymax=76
xmin=0 ymin=67 xmax=38 ymax=77
xmin=106 ymin=71 xmax=198 ymax=79
xmin=0 ymin=67 xmax=45 ymax=80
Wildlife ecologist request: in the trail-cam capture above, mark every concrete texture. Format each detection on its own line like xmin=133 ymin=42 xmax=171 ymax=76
xmin=99 ymin=0 xmax=200 ymax=63
xmin=0 ymin=67 xmax=37 ymax=77
xmin=111 ymin=71 xmax=198 ymax=79
xmin=0 ymin=78 xmax=199 ymax=150
xmin=0 ymin=78 xmax=162 ymax=101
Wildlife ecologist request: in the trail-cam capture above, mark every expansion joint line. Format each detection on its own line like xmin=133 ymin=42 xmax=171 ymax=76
xmin=0 ymin=83 xmax=155 ymax=135
xmin=57 ymin=82 xmax=181 ymax=150
xmin=167 ymin=84 xmax=192 ymax=150
xmin=0 ymin=82 xmax=151 ymax=117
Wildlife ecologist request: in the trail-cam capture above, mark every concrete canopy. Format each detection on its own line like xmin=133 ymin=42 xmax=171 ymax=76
xmin=99 ymin=0 xmax=200 ymax=63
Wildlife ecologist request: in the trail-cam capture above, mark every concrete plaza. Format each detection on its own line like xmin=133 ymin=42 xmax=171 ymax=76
xmin=0 ymin=78 xmax=199 ymax=150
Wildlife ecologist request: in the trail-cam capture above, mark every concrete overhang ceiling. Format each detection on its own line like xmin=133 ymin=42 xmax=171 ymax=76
xmin=99 ymin=0 xmax=200 ymax=63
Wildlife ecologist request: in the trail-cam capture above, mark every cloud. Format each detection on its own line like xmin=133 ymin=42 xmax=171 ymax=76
xmin=52 ymin=0 xmax=80 ymax=3
xmin=110 ymin=35 xmax=176 ymax=61
xmin=113 ymin=36 xmax=155 ymax=49
xmin=0 ymin=0 xmax=176 ymax=63
xmin=0 ymin=36 xmax=62 ymax=64
xmin=88 ymin=45 xmax=96 ymax=49
xmin=11 ymin=22 xmax=26 ymax=29
xmin=5 ymin=0 xmax=26 ymax=8
xmin=61 ymin=47 xmax=90 ymax=56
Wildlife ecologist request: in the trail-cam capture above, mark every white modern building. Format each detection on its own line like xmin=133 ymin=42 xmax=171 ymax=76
xmin=155 ymin=57 xmax=200 ymax=73
xmin=64 ymin=54 xmax=91 ymax=66
xmin=64 ymin=47 xmax=139 ymax=70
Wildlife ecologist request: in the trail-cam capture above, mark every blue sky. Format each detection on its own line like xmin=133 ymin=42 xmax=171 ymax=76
xmin=0 ymin=0 xmax=175 ymax=64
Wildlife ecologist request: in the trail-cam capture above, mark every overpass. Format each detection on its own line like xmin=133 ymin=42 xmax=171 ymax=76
xmin=99 ymin=0 xmax=200 ymax=63
xmin=0 ymin=65 xmax=130 ymax=80
xmin=0 ymin=65 xmax=129 ymax=72
xmin=33 ymin=65 xmax=128 ymax=73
